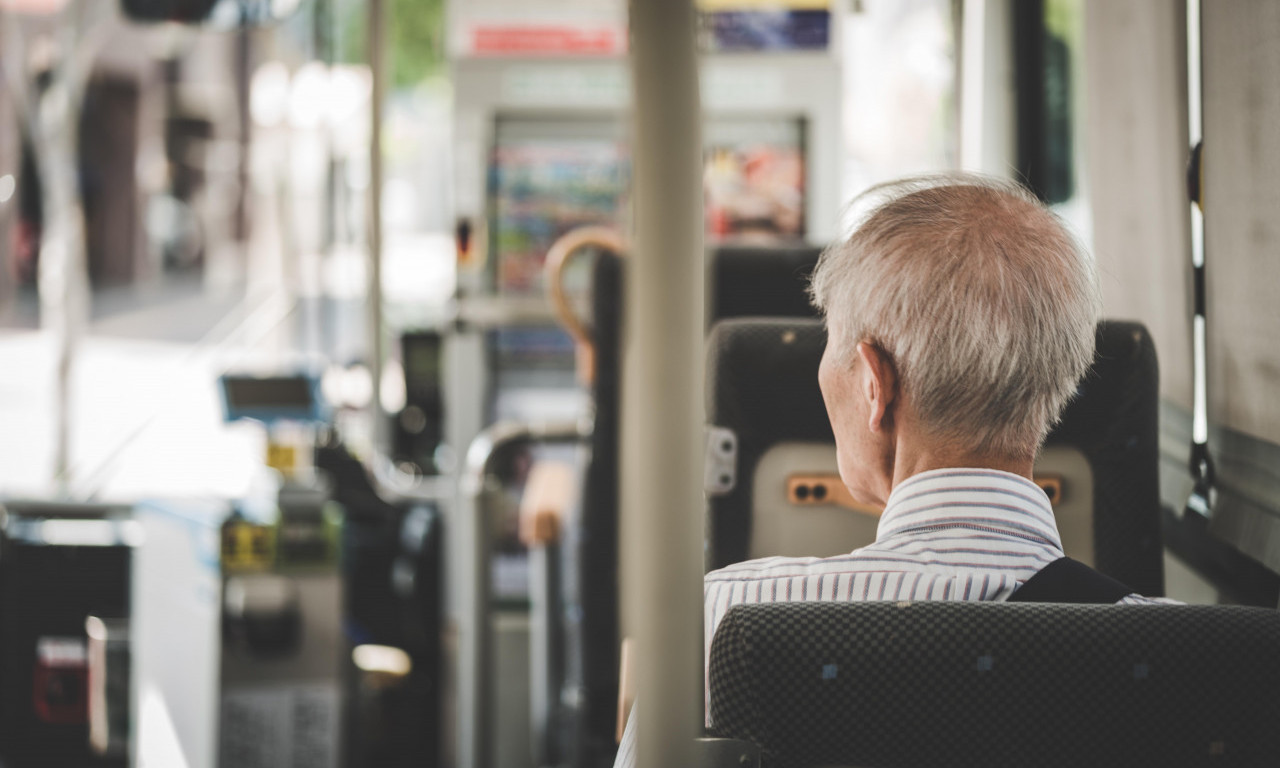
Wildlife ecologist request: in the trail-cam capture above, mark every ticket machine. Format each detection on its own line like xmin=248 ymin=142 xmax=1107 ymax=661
xmin=0 ymin=501 xmax=136 ymax=768
xmin=131 ymin=374 xmax=345 ymax=768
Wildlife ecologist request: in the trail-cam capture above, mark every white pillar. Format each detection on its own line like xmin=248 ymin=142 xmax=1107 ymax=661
xmin=367 ymin=0 xmax=386 ymax=453
xmin=624 ymin=1 xmax=706 ymax=767
xmin=959 ymin=0 xmax=1016 ymax=177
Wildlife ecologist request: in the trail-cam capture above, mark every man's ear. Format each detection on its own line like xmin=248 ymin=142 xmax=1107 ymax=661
xmin=856 ymin=341 xmax=898 ymax=434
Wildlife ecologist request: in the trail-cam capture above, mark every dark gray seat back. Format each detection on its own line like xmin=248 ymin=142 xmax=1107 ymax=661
xmin=709 ymin=246 xmax=823 ymax=324
xmin=709 ymin=601 xmax=1280 ymax=768
xmin=1048 ymin=320 xmax=1163 ymax=596
xmin=704 ymin=318 xmax=1165 ymax=596
xmin=705 ymin=318 xmax=839 ymax=571
xmin=533 ymin=251 xmax=624 ymax=768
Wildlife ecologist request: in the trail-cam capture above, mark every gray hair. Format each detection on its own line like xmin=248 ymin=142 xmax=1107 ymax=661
xmin=809 ymin=174 xmax=1101 ymax=458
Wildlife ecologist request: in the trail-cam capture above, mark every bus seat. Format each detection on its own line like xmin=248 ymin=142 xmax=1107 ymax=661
xmin=705 ymin=318 xmax=847 ymax=571
xmin=576 ymin=249 xmax=625 ymax=763
xmin=709 ymin=245 xmax=822 ymax=324
xmin=525 ymin=247 xmax=624 ymax=768
xmin=707 ymin=601 xmax=1280 ymax=768
xmin=704 ymin=318 xmax=1164 ymax=596
xmin=1048 ymin=320 xmax=1163 ymax=596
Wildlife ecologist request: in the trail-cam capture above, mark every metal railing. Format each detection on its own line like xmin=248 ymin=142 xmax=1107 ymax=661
xmin=456 ymin=418 xmax=591 ymax=768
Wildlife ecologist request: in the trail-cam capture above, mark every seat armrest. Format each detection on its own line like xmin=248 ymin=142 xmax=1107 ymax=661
xmin=694 ymin=738 xmax=760 ymax=768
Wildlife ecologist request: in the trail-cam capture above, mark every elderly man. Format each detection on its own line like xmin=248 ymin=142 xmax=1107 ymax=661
xmin=613 ymin=174 xmax=1165 ymax=768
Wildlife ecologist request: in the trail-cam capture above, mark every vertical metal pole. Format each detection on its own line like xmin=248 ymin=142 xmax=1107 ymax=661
xmin=35 ymin=6 xmax=96 ymax=496
xmin=958 ymin=0 xmax=1015 ymax=177
xmin=624 ymin=2 xmax=705 ymax=767
xmin=368 ymin=0 xmax=386 ymax=452
xmin=1184 ymin=0 xmax=1214 ymax=516
xmin=459 ymin=438 xmax=493 ymax=768
xmin=1187 ymin=1 xmax=1208 ymax=445
xmin=234 ymin=26 xmax=251 ymax=245
xmin=959 ymin=0 xmax=986 ymax=171
xmin=42 ymin=120 xmax=83 ymax=498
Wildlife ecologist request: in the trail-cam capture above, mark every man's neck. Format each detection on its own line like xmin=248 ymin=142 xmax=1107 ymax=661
xmin=890 ymin=443 xmax=1035 ymax=491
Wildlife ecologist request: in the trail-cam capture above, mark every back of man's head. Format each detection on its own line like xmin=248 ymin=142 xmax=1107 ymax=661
xmin=809 ymin=174 xmax=1101 ymax=459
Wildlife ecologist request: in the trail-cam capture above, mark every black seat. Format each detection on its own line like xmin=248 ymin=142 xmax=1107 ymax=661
xmin=704 ymin=318 xmax=1165 ymax=596
xmin=708 ymin=601 xmax=1280 ymax=768
xmin=574 ymin=249 xmax=624 ymax=766
xmin=709 ymin=245 xmax=822 ymax=324
xmin=705 ymin=318 xmax=842 ymax=571
xmin=705 ymin=245 xmax=864 ymax=573
xmin=526 ymin=249 xmax=624 ymax=768
xmin=1048 ymin=321 xmax=1163 ymax=596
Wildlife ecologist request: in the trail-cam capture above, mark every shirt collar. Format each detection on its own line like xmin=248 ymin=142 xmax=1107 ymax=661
xmin=875 ymin=467 xmax=1064 ymax=552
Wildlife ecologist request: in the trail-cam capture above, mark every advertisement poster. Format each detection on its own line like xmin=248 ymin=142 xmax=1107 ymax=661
xmin=490 ymin=116 xmax=806 ymax=295
xmin=704 ymin=117 xmax=807 ymax=243
xmin=698 ymin=0 xmax=832 ymax=52
xmin=490 ymin=122 xmax=629 ymax=296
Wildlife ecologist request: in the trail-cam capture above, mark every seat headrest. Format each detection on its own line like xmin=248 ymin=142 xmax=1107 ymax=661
xmin=709 ymin=246 xmax=823 ymax=324
xmin=1053 ymin=320 xmax=1158 ymax=449
xmin=706 ymin=318 xmax=832 ymax=447
xmin=710 ymin=601 xmax=1280 ymax=768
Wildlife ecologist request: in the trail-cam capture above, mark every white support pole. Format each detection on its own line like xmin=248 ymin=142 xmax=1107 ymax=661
xmin=367 ymin=0 xmax=387 ymax=456
xmin=28 ymin=5 xmax=104 ymax=495
xmin=624 ymin=1 xmax=705 ymax=767
xmin=959 ymin=0 xmax=1015 ymax=177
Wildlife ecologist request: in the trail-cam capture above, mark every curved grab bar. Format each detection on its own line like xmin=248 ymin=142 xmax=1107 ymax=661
xmin=457 ymin=418 xmax=592 ymax=768
xmin=463 ymin=418 xmax=593 ymax=495
xmin=543 ymin=226 xmax=627 ymax=385
xmin=368 ymin=453 xmax=453 ymax=504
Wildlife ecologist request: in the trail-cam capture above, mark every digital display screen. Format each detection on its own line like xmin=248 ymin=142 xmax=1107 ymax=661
xmin=402 ymin=332 xmax=443 ymax=403
xmin=697 ymin=0 xmax=831 ymax=52
xmin=220 ymin=375 xmax=322 ymax=424
xmin=699 ymin=10 xmax=831 ymax=52
xmin=223 ymin=377 xmax=313 ymax=410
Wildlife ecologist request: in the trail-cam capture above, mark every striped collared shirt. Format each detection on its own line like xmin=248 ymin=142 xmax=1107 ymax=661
xmin=705 ymin=466 xmax=1067 ymax=639
xmin=613 ymin=468 xmax=1165 ymax=768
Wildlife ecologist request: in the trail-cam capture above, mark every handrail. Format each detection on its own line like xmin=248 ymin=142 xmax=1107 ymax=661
xmin=543 ymin=226 xmax=627 ymax=386
xmin=367 ymin=454 xmax=453 ymax=504
xmin=457 ymin=418 xmax=591 ymax=768
xmin=1184 ymin=0 xmax=1215 ymax=518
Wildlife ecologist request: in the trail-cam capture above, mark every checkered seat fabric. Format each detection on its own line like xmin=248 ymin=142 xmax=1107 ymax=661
xmin=708 ymin=602 xmax=1280 ymax=768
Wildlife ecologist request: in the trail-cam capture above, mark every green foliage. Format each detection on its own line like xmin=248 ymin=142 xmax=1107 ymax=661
xmin=390 ymin=0 xmax=445 ymax=86
xmin=339 ymin=0 xmax=445 ymax=88
xmin=1044 ymin=0 xmax=1081 ymax=49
